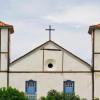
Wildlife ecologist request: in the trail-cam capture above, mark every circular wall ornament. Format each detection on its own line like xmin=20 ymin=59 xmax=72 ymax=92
xmin=45 ymin=59 xmax=56 ymax=71
xmin=48 ymin=63 xmax=53 ymax=68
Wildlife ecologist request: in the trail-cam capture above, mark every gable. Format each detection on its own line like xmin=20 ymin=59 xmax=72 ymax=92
xmin=10 ymin=40 xmax=91 ymax=72
xmin=63 ymin=52 xmax=91 ymax=71
xmin=10 ymin=49 xmax=43 ymax=71
xmin=43 ymin=42 xmax=59 ymax=49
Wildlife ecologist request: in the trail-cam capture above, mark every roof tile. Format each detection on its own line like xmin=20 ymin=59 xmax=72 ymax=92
xmin=0 ymin=21 xmax=14 ymax=33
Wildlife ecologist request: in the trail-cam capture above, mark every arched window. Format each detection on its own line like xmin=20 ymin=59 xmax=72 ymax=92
xmin=64 ymin=80 xmax=74 ymax=94
xmin=25 ymin=80 xmax=37 ymax=94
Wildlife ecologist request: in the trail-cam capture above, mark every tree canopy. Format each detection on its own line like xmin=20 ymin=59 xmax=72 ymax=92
xmin=0 ymin=87 xmax=28 ymax=100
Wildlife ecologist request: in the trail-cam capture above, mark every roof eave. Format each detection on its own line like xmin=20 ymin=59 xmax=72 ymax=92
xmin=0 ymin=26 xmax=14 ymax=34
xmin=88 ymin=26 xmax=95 ymax=34
xmin=88 ymin=25 xmax=100 ymax=35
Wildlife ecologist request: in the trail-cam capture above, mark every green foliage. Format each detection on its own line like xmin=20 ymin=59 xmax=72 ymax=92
xmin=40 ymin=89 xmax=80 ymax=100
xmin=61 ymin=92 xmax=80 ymax=100
xmin=40 ymin=97 xmax=46 ymax=100
xmin=0 ymin=87 xmax=28 ymax=100
xmin=94 ymin=97 xmax=99 ymax=100
xmin=47 ymin=90 xmax=62 ymax=100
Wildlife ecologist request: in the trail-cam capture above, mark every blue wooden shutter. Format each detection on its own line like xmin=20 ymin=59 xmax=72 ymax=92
xmin=64 ymin=80 xmax=74 ymax=94
xmin=25 ymin=81 xmax=28 ymax=93
xmin=25 ymin=80 xmax=37 ymax=94
xmin=35 ymin=81 xmax=37 ymax=92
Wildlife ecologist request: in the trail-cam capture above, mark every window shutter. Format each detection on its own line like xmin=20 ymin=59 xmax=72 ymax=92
xmin=64 ymin=80 xmax=74 ymax=94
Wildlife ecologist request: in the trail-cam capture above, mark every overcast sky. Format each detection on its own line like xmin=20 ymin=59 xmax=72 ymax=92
xmin=0 ymin=0 xmax=100 ymax=64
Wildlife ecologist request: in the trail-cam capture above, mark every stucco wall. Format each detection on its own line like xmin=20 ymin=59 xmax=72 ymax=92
xmin=94 ymin=54 xmax=100 ymax=70
xmin=63 ymin=52 xmax=90 ymax=71
xmin=9 ymin=73 xmax=92 ymax=100
xmin=94 ymin=29 xmax=100 ymax=53
xmin=0 ymin=73 xmax=7 ymax=87
xmin=44 ymin=42 xmax=58 ymax=49
xmin=1 ymin=54 xmax=8 ymax=71
xmin=10 ymin=42 xmax=91 ymax=72
xmin=94 ymin=72 xmax=100 ymax=98
xmin=94 ymin=29 xmax=100 ymax=99
xmin=1 ymin=29 xmax=8 ymax=52
xmin=9 ymin=40 xmax=92 ymax=100
xmin=10 ymin=50 xmax=43 ymax=71
xmin=44 ymin=50 xmax=62 ymax=71
xmin=0 ymin=29 xmax=8 ymax=71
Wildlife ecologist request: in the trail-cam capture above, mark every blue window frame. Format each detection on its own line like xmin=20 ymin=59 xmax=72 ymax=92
xmin=25 ymin=80 xmax=37 ymax=94
xmin=64 ymin=80 xmax=74 ymax=94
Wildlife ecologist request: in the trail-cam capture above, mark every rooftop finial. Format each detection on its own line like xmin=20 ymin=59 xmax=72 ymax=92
xmin=45 ymin=25 xmax=55 ymax=40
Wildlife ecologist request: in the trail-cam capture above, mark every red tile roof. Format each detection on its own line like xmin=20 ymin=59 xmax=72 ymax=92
xmin=0 ymin=21 xmax=14 ymax=33
xmin=88 ymin=24 xmax=100 ymax=34
xmin=94 ymin=24 xmax=100 ymax=28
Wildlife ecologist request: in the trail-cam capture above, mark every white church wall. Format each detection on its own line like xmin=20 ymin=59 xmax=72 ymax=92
xmin=1 ymin=29 xmax=8 ymax=52
xmin=44 ymin=50 xmax=62 ymax=71
xmin=94 ymin=72 xmax=100 ymax=99
xmin=94 ymin=28 xmax=100 ymax=99
xmin=10 ymin=50 xmax=43 ymax=71
xmin=1 ymin=54 xmax=8 ymax=71
xmin=44 ymin=42 xmax=58 ymax=49
xmin=94 ymin=29 xmax=100 ymax=52
xmin=10 ymin=41 xmax=91 ymax=72
xmin=63 ymin=52 xmax=91 ymax=71
xmin=0 ymin=73 xmax=7 ymax=87
xmin=94 ymin=54 xmax=100 ymax=70
xmin=9 ymin=73 xmax=92 ymax=100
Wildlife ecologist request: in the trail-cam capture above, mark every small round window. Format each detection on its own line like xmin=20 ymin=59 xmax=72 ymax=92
xmin=48 ymin=63 xmax=53 ymax=68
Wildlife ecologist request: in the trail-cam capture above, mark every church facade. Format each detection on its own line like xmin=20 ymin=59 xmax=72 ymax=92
xmin=0 ymin=21 xmax=100 ymax=100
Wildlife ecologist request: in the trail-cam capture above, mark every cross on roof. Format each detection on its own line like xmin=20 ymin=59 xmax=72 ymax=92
xmin=45 ymin=25 xmax=55 ymax=40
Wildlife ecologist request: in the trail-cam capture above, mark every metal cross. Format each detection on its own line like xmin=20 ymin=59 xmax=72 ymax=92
xmin=45 ymin=25 xmax=55 ymax=40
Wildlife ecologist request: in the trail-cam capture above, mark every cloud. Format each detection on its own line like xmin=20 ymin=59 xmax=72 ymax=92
xmin=0 ymin=0 xmax=95 ymax=63
xmin=44 ymin=4 xmax=100 ymax=25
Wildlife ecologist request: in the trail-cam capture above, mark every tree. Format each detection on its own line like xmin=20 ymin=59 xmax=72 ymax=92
xmin=40 ymin=89 xmax=80 ymax=100
xmin=0 ymin=87 xmax=28 ymax=100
